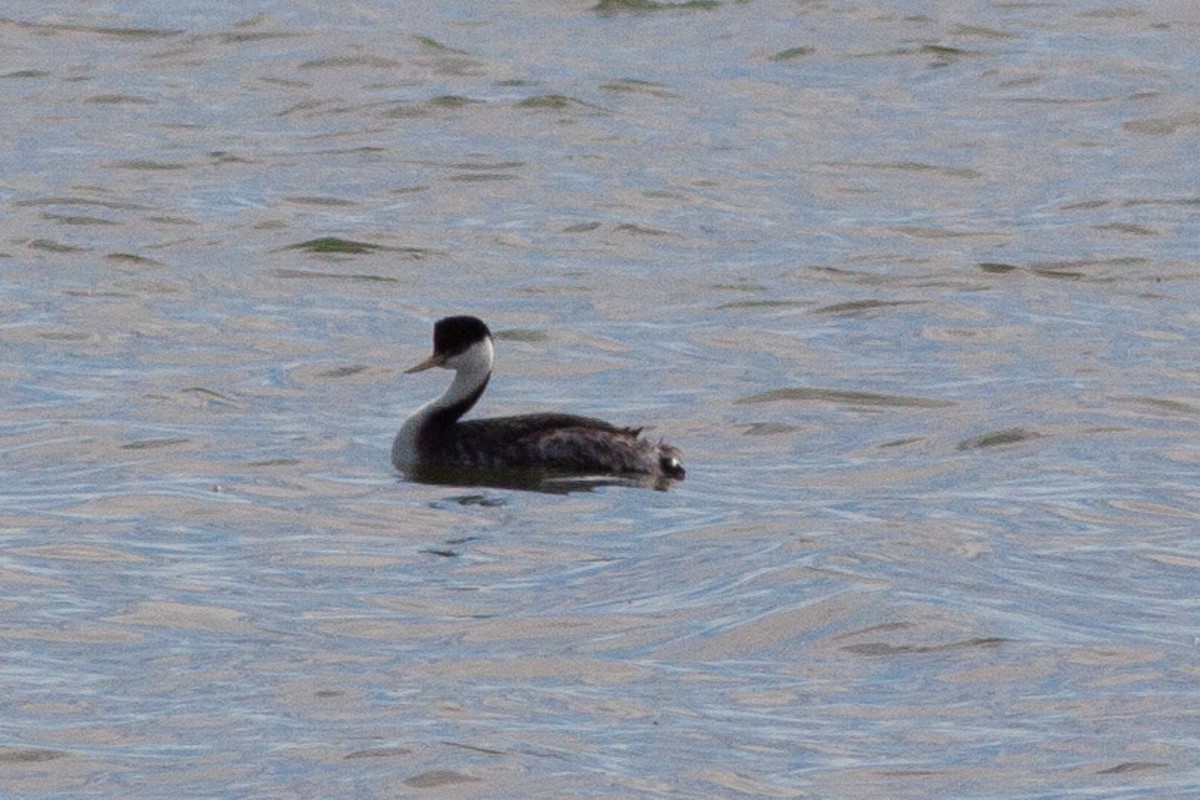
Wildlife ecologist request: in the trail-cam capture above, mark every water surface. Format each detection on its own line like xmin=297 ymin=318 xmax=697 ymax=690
xmin=3 ymin=1 xmax=1200 ymax=797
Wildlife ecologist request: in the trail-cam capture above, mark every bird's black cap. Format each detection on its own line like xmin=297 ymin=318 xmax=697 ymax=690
xmin=433 ymin=315 xmax=492 ymax=357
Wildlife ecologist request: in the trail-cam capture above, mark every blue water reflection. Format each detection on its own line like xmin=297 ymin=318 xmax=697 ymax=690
xmin=3 ymin=0 xmax=1200 ymax=796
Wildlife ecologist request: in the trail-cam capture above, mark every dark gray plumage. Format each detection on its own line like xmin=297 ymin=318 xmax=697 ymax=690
xmin=392 ymin=316 xmax=685 ymax=482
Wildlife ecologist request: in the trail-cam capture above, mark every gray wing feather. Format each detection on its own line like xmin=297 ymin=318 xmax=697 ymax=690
xmin=451 ymin=414 xmax=660 ymax=473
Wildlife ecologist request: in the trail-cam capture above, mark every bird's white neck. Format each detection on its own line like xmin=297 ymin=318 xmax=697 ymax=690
xmin=431 ymin=337 xmax=493 ymax=412
xmin=393 ymin=338 xmax=494 ymax=468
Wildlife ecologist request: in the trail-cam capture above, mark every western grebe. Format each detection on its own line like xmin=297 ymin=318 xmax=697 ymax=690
xmin=392 ymin=316 xmax=685 ymax=482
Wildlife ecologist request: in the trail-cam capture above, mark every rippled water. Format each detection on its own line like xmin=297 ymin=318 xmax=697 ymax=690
xmin=3 ymin=1 xmax=1200 ymax=797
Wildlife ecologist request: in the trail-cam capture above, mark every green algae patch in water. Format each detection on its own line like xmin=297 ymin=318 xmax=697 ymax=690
xmin=769 ymin=47 xmax=814 ymax=61
xmin=978 ymin=262 xmax=1018 ymax=274
xmin=593 ymin=0 xmax=720 ymax=12
xmin=106 ymin=253 xmax=164 ymax=266
xmin=737 ymin=387 xmax=954 ymax=409
xmin=288 ymin=237 xmax=384 ymax=255
xmin=413 ymin=35 xmax=467 ymax=54
xmin=600 ymin=78 xmax=680 ymax=98
xmin=0 ymin=747 xmax=69 ymax=763
xmin=495 ymin=328 xmax=551 ymax=343
xmin=3 ymin=69 xmax=53 ymax=78
xmin=815 ymin=299 xmax=924 ymax=316
xmin=428 ymin=94 xmax=477 ymax=108
xmin=270 ymin=269 xmax=399 ymax=283
xmin=957 ymin=427 xmax=1043 ymax=451
xmin=28 ymin=238 xmax=87 ymax=253
xmin=120 ymin=437 xmax=192 ymax=450
xmin=280 ymin=237 xmax=438 ymax=259
xmin=515 ymin=94 xmax=574 ymax=110
xmin=920 ymin=44 xmax=969 ymax=57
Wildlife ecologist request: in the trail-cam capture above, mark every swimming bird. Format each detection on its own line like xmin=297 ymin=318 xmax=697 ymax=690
xmin=392 ymin=315 xmax=685 ymax=482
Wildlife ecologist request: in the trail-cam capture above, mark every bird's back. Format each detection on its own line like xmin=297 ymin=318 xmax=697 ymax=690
xmin=432 ymin=413 xmax=682 ymax=477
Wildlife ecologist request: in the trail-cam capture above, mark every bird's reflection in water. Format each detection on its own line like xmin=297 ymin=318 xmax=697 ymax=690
xmin=403 ymin=464 xmax=678 ymax=494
